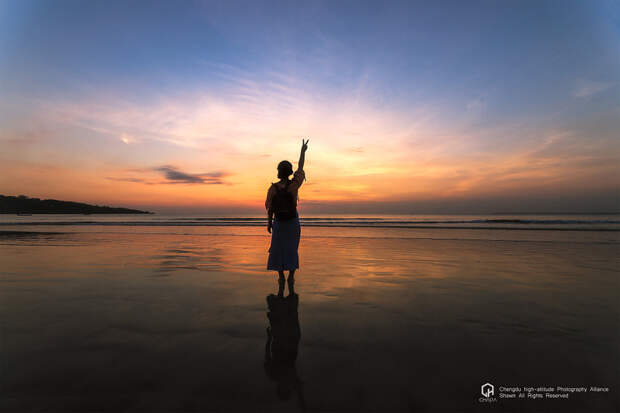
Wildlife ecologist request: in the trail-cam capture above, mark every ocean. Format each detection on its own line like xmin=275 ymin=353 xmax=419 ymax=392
xmin=2 ymin=213 xmax=620 ymax=230
xmin=1 ymin=214 xmax=618 ymax=412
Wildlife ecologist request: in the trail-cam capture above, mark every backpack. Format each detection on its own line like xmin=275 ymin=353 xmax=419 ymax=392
xmin=271 ymin=181 xmax=297 ymax=221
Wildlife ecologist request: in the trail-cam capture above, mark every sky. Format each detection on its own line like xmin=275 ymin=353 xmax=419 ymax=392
xmin=1 ymin=0 xmax=619 ymax=214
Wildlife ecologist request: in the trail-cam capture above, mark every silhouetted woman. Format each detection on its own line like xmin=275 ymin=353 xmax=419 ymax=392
xmin=265 ymin=139 xmax=308 ymax=288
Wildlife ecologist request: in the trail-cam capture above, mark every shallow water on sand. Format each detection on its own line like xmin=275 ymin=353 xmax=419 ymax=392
xmin=1 ymin=227 xmax=619 ymax=412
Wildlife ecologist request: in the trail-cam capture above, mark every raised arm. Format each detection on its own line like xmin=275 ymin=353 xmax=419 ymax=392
xmin=297 ymin=139 xmax=308 ymax=171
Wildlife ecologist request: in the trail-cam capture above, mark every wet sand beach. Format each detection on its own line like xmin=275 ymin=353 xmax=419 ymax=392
xmin=1 ymin=222 xmax=619 ymax=412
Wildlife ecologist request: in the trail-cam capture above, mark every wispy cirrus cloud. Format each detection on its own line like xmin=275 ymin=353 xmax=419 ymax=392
xmin=33 ymin=64 xmax=433 ymax=157
xmin=573 ymin=80 xmax=614 ymax=98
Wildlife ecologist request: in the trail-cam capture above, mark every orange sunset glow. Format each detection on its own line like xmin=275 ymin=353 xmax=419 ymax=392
xmin=1 ymin=1 xmax=618 ymax=214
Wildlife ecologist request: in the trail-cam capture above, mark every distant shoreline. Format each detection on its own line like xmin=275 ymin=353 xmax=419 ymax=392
xmin=0 ymin=195 xmax=151 ymax=215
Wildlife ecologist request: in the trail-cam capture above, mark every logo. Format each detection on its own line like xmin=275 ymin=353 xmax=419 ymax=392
xmin=481 ymin=383 xmax=494 ymax=398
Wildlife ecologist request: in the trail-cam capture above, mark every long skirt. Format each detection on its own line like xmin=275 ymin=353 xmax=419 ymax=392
xmin=267 ymin=211 xmax=301 ymax=271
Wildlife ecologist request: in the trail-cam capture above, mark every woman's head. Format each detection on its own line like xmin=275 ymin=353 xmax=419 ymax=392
xmin=277 ymin=160 xmax=293 ymax=179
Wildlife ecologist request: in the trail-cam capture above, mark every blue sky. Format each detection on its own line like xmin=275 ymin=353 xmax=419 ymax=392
xmin=1 ymin=0 xmax=619 ymax=213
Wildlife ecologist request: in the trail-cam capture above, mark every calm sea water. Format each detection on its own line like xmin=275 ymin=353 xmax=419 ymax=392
xmin=1 ymin=214 xmax=618 ymax=412
xmin=2 ymin=213 xmax=619 ymax=231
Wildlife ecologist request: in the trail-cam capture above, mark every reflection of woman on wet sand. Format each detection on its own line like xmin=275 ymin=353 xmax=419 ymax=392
xmin=264 ymin=281 xmax=306 ymax=411
xmin=265 ymin=139 xmax=308 ymax=286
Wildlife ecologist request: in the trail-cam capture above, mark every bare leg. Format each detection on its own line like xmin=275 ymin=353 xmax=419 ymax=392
xmin=287 ymin=269 xmax=296 ymax=294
